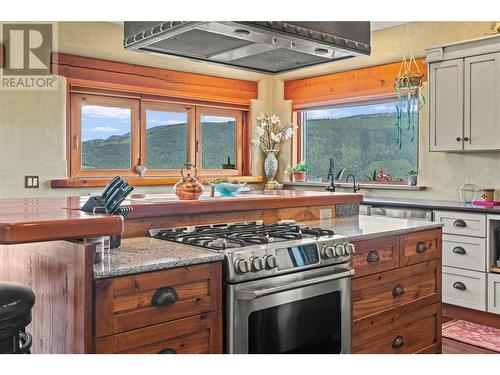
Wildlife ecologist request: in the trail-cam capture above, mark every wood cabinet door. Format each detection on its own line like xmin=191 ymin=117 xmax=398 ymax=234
xmin=429 ymin=59 xmax=464 ymax=151
xmin=464 ymin=52 xmax=500 ymax=150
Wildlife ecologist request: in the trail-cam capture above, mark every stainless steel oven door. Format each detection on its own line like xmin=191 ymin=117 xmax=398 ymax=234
xmin=225 ymin=264 xmax=353 ymax=354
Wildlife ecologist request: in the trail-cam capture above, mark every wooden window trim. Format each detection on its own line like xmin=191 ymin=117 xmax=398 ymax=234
xmin=70 ymin=93 xmax=140 ymax=177
xmin=139 ymin=101 xmax=195 ymax=177
xmin=69 ymin=87 xmax=248 ymax=179
xmin=195 ymin=107 xmax=243 ymax=176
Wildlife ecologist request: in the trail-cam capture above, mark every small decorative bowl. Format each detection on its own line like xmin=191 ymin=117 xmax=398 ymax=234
xmin=214 ymin=183 xmax=246 ymax=197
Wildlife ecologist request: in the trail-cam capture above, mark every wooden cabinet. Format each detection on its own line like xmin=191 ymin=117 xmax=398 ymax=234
xmin=427 ymin=35 xmax=500 ymax=152
xmin=429 ymin=59 xmax=464 ymax=151
xmin=94 ymin=262 xmax=222 ymax=354
xmin=351 ymin=229 xmax=442 ymax=354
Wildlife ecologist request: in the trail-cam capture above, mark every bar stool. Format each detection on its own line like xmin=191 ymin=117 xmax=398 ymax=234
xmin=0 ymin=282 xmax=35 ymax=354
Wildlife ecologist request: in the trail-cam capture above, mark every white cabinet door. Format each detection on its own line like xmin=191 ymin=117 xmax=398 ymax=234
xmin=488 ymin=273 xmax=500 ymax=314
xmin=429 ymin=59 xmax=464 ymax=151
xmin=464 ymin=52 xmax=500 ymax=150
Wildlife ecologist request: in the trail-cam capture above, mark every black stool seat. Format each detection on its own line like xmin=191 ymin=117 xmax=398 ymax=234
xmin=0 ymin=282 xmax=35 ymax=354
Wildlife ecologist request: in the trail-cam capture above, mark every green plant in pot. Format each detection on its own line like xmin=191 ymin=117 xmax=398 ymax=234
xmin=290 ymin=161 xmax=309 ymax=182
xmin=408 ymin=170 xmax=418 ymax=186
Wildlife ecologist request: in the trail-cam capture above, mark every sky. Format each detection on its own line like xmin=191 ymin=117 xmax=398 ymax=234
xmin=81 ymin=105 xmax=234 ymax=141
xmin=306 ymin=101 xmax=398 ymax=120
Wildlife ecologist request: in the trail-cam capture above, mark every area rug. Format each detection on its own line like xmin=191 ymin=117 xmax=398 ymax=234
xmin=442 ymin=320 xmax=500 ymax=353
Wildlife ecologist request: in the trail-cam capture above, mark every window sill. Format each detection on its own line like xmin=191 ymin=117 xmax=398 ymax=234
xmin=51 ymin=176 xmax=264 ymax=188
xmin=283 ymin=181 xmax=427 ymax=191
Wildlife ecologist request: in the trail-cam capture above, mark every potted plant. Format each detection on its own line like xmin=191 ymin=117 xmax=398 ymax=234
xmin=290 ymin=161 xmax=309 ymax=182
xmin=408 ymin=170 xmax=418 ymax=186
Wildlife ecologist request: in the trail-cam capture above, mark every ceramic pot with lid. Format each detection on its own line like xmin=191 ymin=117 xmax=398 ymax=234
xmin=173 ymin=164 xmax=204 ymax=200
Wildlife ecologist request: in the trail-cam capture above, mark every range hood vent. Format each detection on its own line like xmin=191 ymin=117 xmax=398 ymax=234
xmin=124 ymin=21 xmax=371 ymax=74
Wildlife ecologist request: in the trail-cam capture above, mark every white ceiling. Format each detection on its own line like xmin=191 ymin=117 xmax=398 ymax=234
xmin=370 ymin=21 xmax=407 ymax=31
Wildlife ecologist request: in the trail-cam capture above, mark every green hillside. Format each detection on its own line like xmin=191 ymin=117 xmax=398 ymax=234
xmin=82 ymin=121 xmax=236 ymax=171
xmin=304 ymin=113 xmax=417 ymax=180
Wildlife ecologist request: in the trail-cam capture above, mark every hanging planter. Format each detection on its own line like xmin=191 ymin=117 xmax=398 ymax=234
xmin=393 ymin=24 xmax=425 ymax=149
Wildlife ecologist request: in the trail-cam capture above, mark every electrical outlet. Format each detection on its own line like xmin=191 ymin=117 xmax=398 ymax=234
xmin=25 ymin=176 xmax=39 ymax=188
xmin=320 ymin=208 xmax=332 ymax=220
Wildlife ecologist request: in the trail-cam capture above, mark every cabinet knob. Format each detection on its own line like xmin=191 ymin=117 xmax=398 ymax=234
xmin=464 ymin=137 xmax=470 ymax=142
xmin=392 ymin=336 xmax=405 ymax=348
xmin=453 ymin=219 xmax=467 ymax=228
xmin=453 ymin=281 xmax=467 ymax=291
xmin=159 ymin=348 xmax=177 ymax=354
xmin=452 ymin=246 xmax=466 ymax=255
xmin=151 ymin=286 xmax=178 ymax=306
xmin=456 ymin=137 xmax=462 ymax=141
xmin=367 ymin=250 xmax=380 ymax=264
xmin=416 ymin=241 xmax=428 ymax=253
xmin=392 ymin=284 xmax=405 ymax=297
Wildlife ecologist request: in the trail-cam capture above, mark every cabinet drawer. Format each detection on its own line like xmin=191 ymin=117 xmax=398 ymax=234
xmin=434 ymin=211 xmax=486 ymax=237
xmin=353 ymin=303 xmax=441 ymax=354
xmin=400 ymin=229 xmax=441 ymax=266
xmin=95 ymin=263 xmax=222 ymax=336
xmin=442 ymin=266 xmax=486 ymax=311
xmin=351 ymin=236 xmax=399 ymax=278
xmin=442 ymin=234 xmax=486 ymax=272
xmin=352 ymin=260 xmax=440 ymax=322
xmin=487 ymin=272 xmax=500 ymax=314
xmin=95 ymin=311 xmax=222 ymax=354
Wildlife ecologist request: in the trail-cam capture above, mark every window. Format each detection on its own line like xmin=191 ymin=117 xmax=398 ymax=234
xmin=300 ymin=99 xmax=418 ymax=182
xmin=69 ymin=90 xmax=245 ymax=178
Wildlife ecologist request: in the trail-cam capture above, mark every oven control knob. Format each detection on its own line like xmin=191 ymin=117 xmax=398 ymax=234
xmin=345 ymin=243 xmax=356 ymax=255
xmin=235 ymin=259 xmax=251 ymax=274
xmin=250 ymin=257 xmax=265 ymax=272
xmin=334 ymin=244 xmax=345 ymax=257
xmin=264 ymin=255 xmax=278 ymax=269
xmin=321 ymin=245 xmax=335 ymax=259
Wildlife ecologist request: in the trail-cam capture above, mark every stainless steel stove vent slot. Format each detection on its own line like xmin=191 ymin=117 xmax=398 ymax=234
xmin=124 ymin=21 xmax=371 ymax=74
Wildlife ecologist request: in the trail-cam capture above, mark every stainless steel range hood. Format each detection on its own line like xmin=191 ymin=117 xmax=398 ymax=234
xmin=123 ymin=22 xmax=371 ymax=74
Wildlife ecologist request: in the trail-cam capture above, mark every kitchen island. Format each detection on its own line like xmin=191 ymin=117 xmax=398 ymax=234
xmin=0 ymin=190 xmax=442 ymax=354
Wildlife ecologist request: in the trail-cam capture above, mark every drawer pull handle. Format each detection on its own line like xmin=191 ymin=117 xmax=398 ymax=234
xmin=453 ymin=219 xmax=467 ymax=228
xmin=151 ymin=286 xmax=178 ymax=306
xmin=392 ymin=336 xmax=405 ymax=348
xmin=415 ymin=242 xmax=427 ymax=253
xmin=367 ymin=250 xmax=380 ymax=264
xmin=392 ymin=284 xmax=405 ymax=297
xmin=159 ymin=348 xmax=177 ymax=354
xmin=452 ymin=246 xmax=466 ymax=255
xmin=453 ymin=281 xmax=467 ymax=291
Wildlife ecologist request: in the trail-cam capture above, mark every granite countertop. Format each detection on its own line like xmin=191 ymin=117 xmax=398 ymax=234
xmin=93 ymin=237 xmax=224 ymax=280
xmin=302 ymin=215 xmax=443 ymax=242
xmin=363 ymin=196 xmax=500 ymax=214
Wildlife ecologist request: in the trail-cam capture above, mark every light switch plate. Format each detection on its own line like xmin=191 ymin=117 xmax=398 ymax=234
xmin=320 ymin=208 xmax=332 ymax=220
xmin=25 ymin=175 xmax=39 ymax=188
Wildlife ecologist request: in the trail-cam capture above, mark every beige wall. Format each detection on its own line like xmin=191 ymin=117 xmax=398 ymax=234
xmin=0 ymin=21 xmax=498 ymax=200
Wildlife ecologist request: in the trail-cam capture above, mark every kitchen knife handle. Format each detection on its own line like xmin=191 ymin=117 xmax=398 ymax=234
xmin=452 ymin=246 xmax=466 ymax=255
xmin=151 ymin=286 xmax=178 ymax=306
xmin=416 ymin=241 xmax=428 ymax=253
xmin=367 ymin=250 xmax=380 ymax=264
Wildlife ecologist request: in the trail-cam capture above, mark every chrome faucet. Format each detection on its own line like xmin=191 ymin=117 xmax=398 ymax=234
xmin=325 ymin=158 xmax=336 ymax=192
xmin=345 ymin=174 xmax=361 ymax=193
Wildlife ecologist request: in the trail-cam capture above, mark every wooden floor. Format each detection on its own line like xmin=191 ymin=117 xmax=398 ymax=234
xmin=442 ymin=338 xmax=497 ymax=354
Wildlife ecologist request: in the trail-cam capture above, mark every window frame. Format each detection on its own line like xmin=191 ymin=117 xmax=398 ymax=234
xmin=295 ymin=96 xmax=420 ymax=182
xmin=70 ymin=93 xmax=141 ymax=177
xmin=195 ymin=106 xmax=243 ymax=176
xmin=69 ymin=89 xmax=246 ymax=178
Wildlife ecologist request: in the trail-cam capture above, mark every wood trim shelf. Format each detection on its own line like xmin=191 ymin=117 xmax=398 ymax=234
xmin=51 ymin=176 xmax=265 ymax=188
xmin=52 ymin=53 xmax=258 ymax=107
xmin=284 ymin=58 xmax=428 ymax=110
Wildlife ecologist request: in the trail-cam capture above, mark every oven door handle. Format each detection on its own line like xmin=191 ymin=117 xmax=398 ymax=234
xmin=235 ymin=268 xmax=354 ymax=300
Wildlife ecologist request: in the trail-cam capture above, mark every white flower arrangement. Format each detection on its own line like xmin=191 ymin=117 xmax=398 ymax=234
xmin=251 ymin=114 xmax=298 ymax=152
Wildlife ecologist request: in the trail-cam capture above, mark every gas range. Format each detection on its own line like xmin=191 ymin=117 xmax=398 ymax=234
xmin=150 ymin=220 xmax=355 ymax=283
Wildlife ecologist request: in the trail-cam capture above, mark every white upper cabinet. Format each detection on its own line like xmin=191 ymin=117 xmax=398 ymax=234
xmin=464 ymin=52 xmax=500 ymax=150
xmin=426 ymin=35 xmax=500 ymax=152
xmin=429 ymin=59 xmax=464 ymax=151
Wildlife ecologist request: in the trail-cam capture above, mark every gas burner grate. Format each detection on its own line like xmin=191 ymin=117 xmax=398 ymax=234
xmin=301 ymin=227 xmax=335 ymax=237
